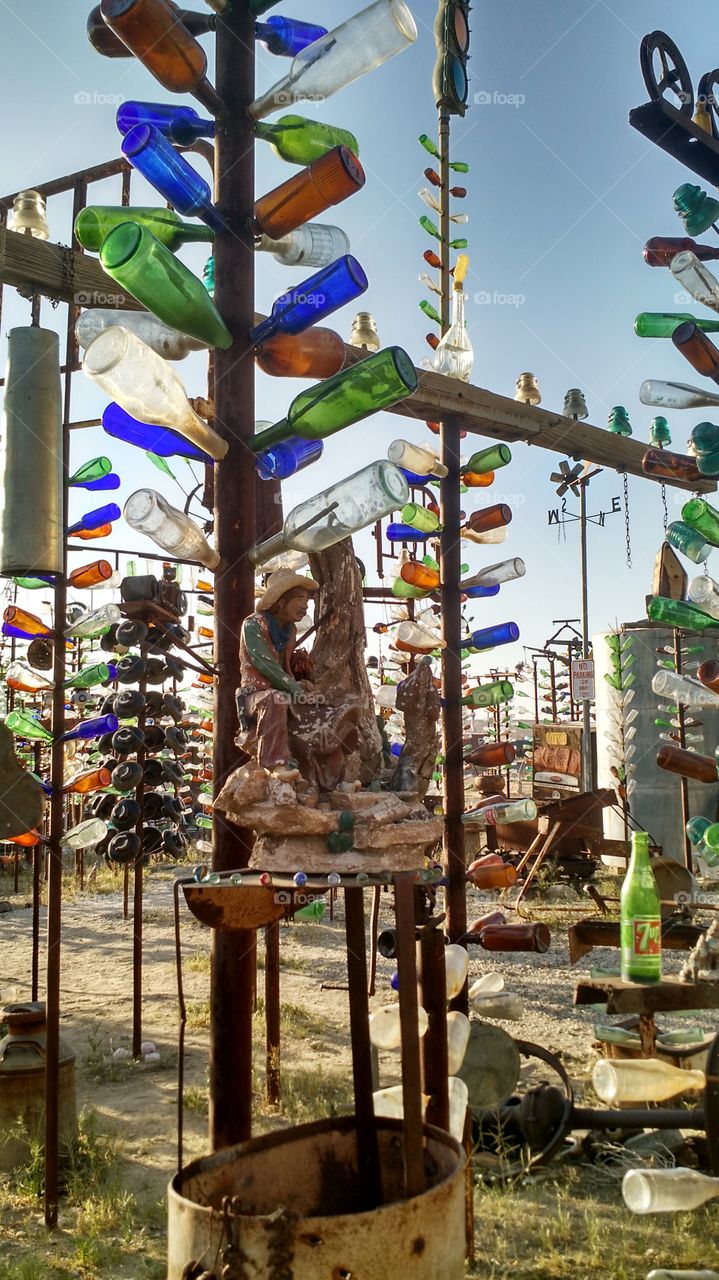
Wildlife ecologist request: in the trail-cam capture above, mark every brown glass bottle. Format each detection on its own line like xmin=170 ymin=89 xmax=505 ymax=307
xmin=253 ymin=146 xmax=365 ymax=241
xmin=698 ymin=659 xmax=719 ymax=692
xmin=466 ymin=863 xmax=518 ymax=890
xmin=255 ymin=326 xmax=346 ymax=379
xmin=643 ymin=236 xmax=719 ymax=267
xmin=642 ymin=447 xmax=703 ymax=484
xmin=656 ymin=743 xmax=718 ymax=783
xmin=466 ymin=741 xmax=516 ymax=767
xmin=478 ymin=922 xmax=551 ymax=953
xmin=465 ymin=910 xmax=507 ymax=937
xmin=100 ymin=0 xmax=223 ymax=115
xmin=88 ymin=2 xmax=214 ymax=56
xmin=64 ymin=767 xmax=111 ymax=795
xmin=466 ymin=504 xmax=512 ymax=535
xmin=400 ymin=562 xmax=440 ymax=591
xmin=68 ymin=560 xmax=113 ymax=589
xmin=672 ymin=321 xmax=719 ymax=384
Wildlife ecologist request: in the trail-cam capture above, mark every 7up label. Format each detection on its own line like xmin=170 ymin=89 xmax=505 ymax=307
xmin=620 ymin=914 xmax=662 ymax=982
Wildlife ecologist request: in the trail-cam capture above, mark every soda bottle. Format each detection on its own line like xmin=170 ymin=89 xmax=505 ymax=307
xmin=620 ymin=830 xmax=661 ymax=982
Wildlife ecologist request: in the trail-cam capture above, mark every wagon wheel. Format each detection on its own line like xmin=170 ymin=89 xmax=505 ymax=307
xmin=640 ymin=30 xmax=694 ymax=116
xmin=697 ymin=69 xmax=719 ymax=137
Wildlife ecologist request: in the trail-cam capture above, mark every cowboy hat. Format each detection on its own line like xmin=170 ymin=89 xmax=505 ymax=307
xmin=256 ymin=569 xmax=319 ymax=613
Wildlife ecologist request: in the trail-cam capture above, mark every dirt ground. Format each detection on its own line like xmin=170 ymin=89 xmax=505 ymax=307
xmin=2 ymin=860 xmax=719 ymax=1279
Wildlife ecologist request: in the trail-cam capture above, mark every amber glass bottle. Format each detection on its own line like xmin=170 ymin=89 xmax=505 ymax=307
xmin=64 ymin=767 xmax=112 ymax=795
xmin=698 ymin=658 xmax=719 ymax=692
xmin=642 ymin=448 xmax=703 ymax=484
xmin=672 ymin=321 xmax=719 ymax=384
xmin=253 ymin=146 xmax=365 ymax=241
xmin=256 ymin=327 xmax=345 ymax=379
xmin=656 ymin=743 xmax=718 ymax=783
xmin=68 ymin=560 xmax=113 ymax=589
xmin=88 ymin=3 xmax=214 ymax=56
xmin=466 ymin=741 xmax=516 ymax=767
xmin=478 ymin=922 xmax=551 ymax=953
xmin=400 ymin=562 xmax=440 ymax=591
xmin=466 ymin=504 xmax=512 ymax=534
xmin=100 ymin=0 xmax=223 ymax=115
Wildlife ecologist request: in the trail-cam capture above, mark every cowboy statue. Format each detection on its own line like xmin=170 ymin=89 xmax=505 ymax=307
xmin=237 ymin=569 xmax=360 ymax=790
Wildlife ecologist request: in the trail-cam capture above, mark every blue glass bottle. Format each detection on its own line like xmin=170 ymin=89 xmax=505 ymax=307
xmin=386 ymin=523 xmax=431 ymax=542
xmin=61 ymin=714 xmax=120 ymax=743
xmin=117 ymin=101 xmax=216 ymax=145
xmin=463 ymin=584 xmax=501 ymax=598
xmin=102 ymin=403 xmax=212 ymax=463
xmin=255 ymin=437 xmax=323 ymax=480
xmin=400 ymin=468 xmax=435 ymax=486
xmin=255 ymin=16 xmax=328 ymax=56
xmin=469 ymin=621 xmax=520 ymax=650
xmin=121 ymin=125 xmax=226 ymax=234
xmin=250 ymin=256 xmax=368 ymax=346
xmin=76 ymin=473 xmax=121 ymax=491
xmin=66 ymin=503 xmax=122 ymax=537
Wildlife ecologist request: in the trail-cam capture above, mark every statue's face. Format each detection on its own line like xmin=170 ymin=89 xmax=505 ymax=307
xmin=274 ymin=588 xmax=311 ymax=626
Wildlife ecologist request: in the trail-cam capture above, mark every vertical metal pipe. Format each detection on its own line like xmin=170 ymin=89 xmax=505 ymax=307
xmin=579 ymin=480 xmax=594 ymax=790
xmin=264 ymin=921 xmax=281 ymax=1107
xmin=549 ymin=655 xmax=557 ymax=722
xmin=132 ymin=662 xmax=147 ymax=1058
xmin=394 ymin=874 xmax=425 ymax=1197
xmin=31 ymin=743 xmax=41 ymax=1000
xmin=344 ymin=887 xmax=382 ymax=1208
xmin=673 ymin=628 xmax=692 ymax=871
xmin=437 ymin=108 xmax=467 ymax=982
xmin=419 ymin=927 xmax=449 ymax=1131
xmin=210 ymin=5 xmax=257 ymax=1152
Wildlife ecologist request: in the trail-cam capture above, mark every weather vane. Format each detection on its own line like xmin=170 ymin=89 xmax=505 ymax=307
xmin=547 ymin=461 xmax=621 ymax=532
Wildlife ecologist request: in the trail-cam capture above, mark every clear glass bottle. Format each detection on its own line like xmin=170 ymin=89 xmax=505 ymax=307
xmin=76 ymin=308 xmax=208 ymax=360
xmin=387 ymin=439 xmax=447 ymax=477
xmin=461 ymin=558 xmax=526 ymax=590
xmin=462 ymin=798 xmax=537 ymax=826
xmin=670 ymin=250 xmax=719 ymax=313
xmin=462 ymin=525 xmax=507 ymax=545
xmin=446 ymin=1011 xmax=471 ymax=1074
xmin=257 ymin=223 xmax=351 ymax=268
xmin=63 ymin=817 xmax=109 ymax=849
xmin=640 ymin=379 xmax=719 ymax=410
xmin=249 ymin=460 xmax=409 ymax=565
xmin=66 ymin=603 xmax=122 ymax=638
xmin=5 ymin=662 xmax=53 ymax=693
xmin=652 ymin=667 xmax=719 ymax=707
xmin=593 ymin=1057 xmax=704 ymax=1104
xmin=395 ymin=620 xmax=445 ymax=652
xmin=433 ymin=268 xmax=474 ymax=382
xmin=124 ymin=489 xmax=220 ymax=570
xmin=249 ymin=0 xmax=417 ymax=120
xmin=83 ymin=327 xmax=227 ymax=460
xmin=255 ymin=114 xmax=358 ymax=165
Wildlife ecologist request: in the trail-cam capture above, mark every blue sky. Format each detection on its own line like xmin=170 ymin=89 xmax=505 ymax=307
xmin=0 ymin=1 xmax=716 ymax=674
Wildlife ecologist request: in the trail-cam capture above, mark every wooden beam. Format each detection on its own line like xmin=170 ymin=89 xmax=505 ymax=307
xmin=0 ymin=232 xmax=712 ymax=493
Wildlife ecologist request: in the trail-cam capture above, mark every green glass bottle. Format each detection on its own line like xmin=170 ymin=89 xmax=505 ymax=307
xmin=75 ymin=206 xmax=215 ymax=253
xmin=682 ymin=497 xmax=719 ymax=547
xmin=463 ymin=444 xmax=512 ymax=475
xmin=14 ymin=577 xmax=50 ymax=590
xmin=255 ymin=115 xmax=359 ymax=165
xmin=647 ymin=595 xmax=719 ymax=630
xmin=461 ymin=679 xmax=514 ymax=708
xmin=5 ymin=710 xmax=53 ymax=743
xmin=420 ymin=299 xmax=441 ymax=325
xmin=100 ymin=223 xmax=232 ymax=350
xmin=634 ymin=311 xmax=719 ymax=338
xmin=64 ymin=662 xmax=110 ymax=689
xmin=401 ymin=502 xmax=441 ymax=534
xmin=69 ymin=457 xmax=113 ymax=486
xmin=620 ymin=830 xmax=661 ymax=983
xmin=391 ymin=577 xmax=428 ymax=599
xmin=250 ymin=347 xmax=418 ymax=453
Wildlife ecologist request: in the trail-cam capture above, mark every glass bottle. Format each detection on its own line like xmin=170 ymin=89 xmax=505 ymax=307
xmin=250 ymin=256 xmax=367 ymax=347
xmin=250 ymin=0 xmax=417 ymax=120
xmin=83 ymin=328 xmax=227 ymax=460
xmin=255 ymin=437 xmax=323 ymax=481
xmin=13 ymin=576 xmax=53 ymax=590
xmin=121 ymin=125 xmax=225 ymax=233
xmin=620 ymin=830 xmax=661 ymax=982
xmin=672 ymin=321 xmax=719 ymax=384
xmin=465 ymin=741 xmax=516 ymax=767
xmin=461 ymin=472 xmax=496 ymax=490
xmin=251 ymin=347 xmax=418 ymax=453
xmin=87 ymin=3 xmax=215 ymax=57
xmin=255 ymin=327 xmax=345 ymax=379
xmin=674 ymin=183 xmax=719 ymax=235
xmin=256 ymin=17 xmax=328 ymax=57
xmin=635 ymin=311 xmax=719 ymax=337
xmin=66 ymin=503 xmax=121 ymax=537
xmin=670 ymin=251 xmax=719 ymax=313
xmin=75 ymin=205 xmax=214 ymax=253
xmin=698 ymin=658 xmax=719 ymax=692
xmin=64 ymin=662 xmax=111 ymax=689
xmin=652 ymin=668 xmax=719 ymax=707
xmin=463 ymin=444 xmax=512 ymax=475
xmin=116 ymin=100 xmax=216 ymax=145
xmin=461 ymin=558 xmax=526 ymax=590
xmin=387 ymin=439 xmax=447 ymax=477
xmin=5 ymin=711 xmax=53 ymax=743
xmin=464 ymin=862 xmax=518 ymax=888
xmin=99 ymin=0 xmax=224 ymax=116
xmin=253 ymin=146 xmax=365 ymax=241
xmin=642 ymin=448 xmax=704 ymax=484
xmin=665 ymin=520 xmax=712 ymax=564
xmin=401 ymin=503 xmax=441 ymax=534
xmin=462 ymin=680 xmax=514 ymax=708
xmin=68 ymin=560 xmax=113 ymax=589
xmin=5 ymin=662 xmax=53 ymax=693
xmin=63 ymin=766 xmax=112 ymax=795
xmin=99 ymin=222 xmax=232 ymax=350
xmin=255 ymin=115 xmax=358 ymax=165
xmin=386 ymin=523 xmax=431 ymax=543
xmin=594 ymin=1057 xmax=704 ymax=1105
xmin=125 ymin=489 xmax=220 ymax=570
xmin=391 ymin=577 xmax=428 ymax=599
xmin=433 ymin=271 xmax=474 ymax=382
xmin=644 ymin=235 xmax=719 ymax=266
xmin=257 ymin=223 xmax=351 ymax=268
xmin=66 ymin=603 xmax=122 ymax=638
xmin=419 ymin=298 xmax=441 ymax=325
xmin=395 ymin=620 xmax=444 ymax=652
xmin=623 ymin=1169 xmax=719 ymax=1216
xmin=476 ymin=922 xmax=550 ymax=953
xmin=2 ymin=607 xmax=51 ymax=639
xmin=400 ymin=561 xmax=440 ymax=591
xmin=74 ymin=524 xmax=112 ymax=542
xmin=656 ymin=743 xmax=718 ymax=783
xmin=462 ymin=798 xmax=537 ymax=826
xmin=640 ymin=379 xmax=719 ymax=410
xmin=63 ymin=817 xmax=109 ymax=849
xmin=69 ymin=459 xmax=120 ymax=491
xmin=683 ymin=499 xmax=719 ymax=548
xmin=103 ymin=402 xmax=211 ymax=463
xmin=62 ymin=714 xmax=120 ymax=743
xmin=468 ymin=621 xmax=520 ymax=651
xmin=249 ymin=460 xmax=409 ymax=565
xmin=76 ymin=308 xmax=208 ymax=361
xmin=466 ymin=504 xmax=512 ymax=534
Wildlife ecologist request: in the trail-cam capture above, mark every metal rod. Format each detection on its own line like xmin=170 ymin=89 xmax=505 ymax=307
xmin=579 ymin=478 xmax=594 ymax=789
xmin=673 ymin=628 xmax=693 ymax=872
xmin=572 ymin=1105 xmax=704 ymax=1130
xmin=394 ymin=874 xmax=426 ymax=1197
xmin=209 ymin=3 xmax=257 ymax=1153
xmin=264 ymin=921 xmax=281 ymax=1107
xmin=419 ymin=927 xmax=449 ymax=1131
xmin=344 ymin=886 xmax=382 ymax=1209
xmin=31 ymin=839 xmax=41 ymax=1003
xmin=132 ymin=657 xmax=147 ymax=1059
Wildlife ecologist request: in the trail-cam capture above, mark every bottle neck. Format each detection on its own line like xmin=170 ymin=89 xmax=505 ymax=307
xmin=450 ymin=286 xmax=466 ymax=329
xmin=249 ymin=530 xmax=289 ymax=566
xmin=254 ymin=121 xmax=277 ymax=143
xmin=179 ymin=220 xmax=215 ymax=243
xmin=251 ymin=419 xmax=291 ymax=452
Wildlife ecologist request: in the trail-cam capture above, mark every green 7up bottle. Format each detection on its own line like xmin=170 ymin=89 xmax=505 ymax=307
xmin=620 ymin=830 xmax=662 ymax=982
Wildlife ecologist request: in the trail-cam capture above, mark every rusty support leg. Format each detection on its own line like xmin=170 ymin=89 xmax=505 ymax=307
xmin=264 ymin=921 xmax=281 ymax=1107
xmin=394 ymin=874 xmax=426 ymax=1198
xmin=123 ymin=863 xmax=129 ymax=920
xmin=344 ymin=887 xmax=382 ymax=1209
xmin=210 ymin=5 xmax=257 ymax=1152
xmin=419 ymin=927 xmax=449 ymax=1131
xmin=674 ymin=629 xmax=692 ymax=873
xmin=132 ymin=660 xmax=147 ymax=1059
xmin=32 ymin=840 xmax=41 ymax=1003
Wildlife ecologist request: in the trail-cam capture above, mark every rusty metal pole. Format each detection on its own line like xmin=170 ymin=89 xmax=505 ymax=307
xmin=438 ymin=107 xmax=467 ymax=991
xmin=132 ymin=662 xmax=147 ymax=1058
xmin=209 ymin=5 xmax=257 ymax=1152
xmin=673 ymin=628 xmax=693 ymax=872
xmin=264 ymin=921 xmax=281 ymax=1107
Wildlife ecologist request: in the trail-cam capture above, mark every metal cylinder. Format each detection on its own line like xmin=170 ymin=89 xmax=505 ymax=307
xmin=0 ymin=327 xmax=63 ymax=575
xmin=0 ymin=1002 xmax=76 ymax=1172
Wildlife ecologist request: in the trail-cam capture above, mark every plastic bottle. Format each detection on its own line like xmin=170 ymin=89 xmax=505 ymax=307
xmin=593 ymin=1057 xmax=705 ymax=1104
xmin=255 ymin=114 xmax=358 ymax=165
xmin=124 ymin=489 xmax=220 ymax=570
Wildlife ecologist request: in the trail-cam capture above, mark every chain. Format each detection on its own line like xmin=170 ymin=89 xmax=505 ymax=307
xmin=661 ymin=482 xmax=668 ymax=530
xmin=622 ymin=473 xmax=632 ymax=569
